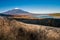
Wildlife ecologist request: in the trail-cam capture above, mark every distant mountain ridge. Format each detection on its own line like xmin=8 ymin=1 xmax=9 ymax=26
xmin=2 ymin=9 xmax=31 ymax=15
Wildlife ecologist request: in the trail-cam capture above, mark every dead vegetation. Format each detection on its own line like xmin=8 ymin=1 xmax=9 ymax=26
xmin=0 ymin=16 xmax=60 ymax=40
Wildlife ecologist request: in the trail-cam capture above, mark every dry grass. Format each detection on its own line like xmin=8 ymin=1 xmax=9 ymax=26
xmin=49 ymin=13 xmax=60 ymax=16
xmin=0 ymin=17 xmax=60 ymax=40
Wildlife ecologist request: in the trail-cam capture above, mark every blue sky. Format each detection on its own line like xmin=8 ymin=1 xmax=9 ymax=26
xmin=0 ymin=0 xmax=60 ymax=14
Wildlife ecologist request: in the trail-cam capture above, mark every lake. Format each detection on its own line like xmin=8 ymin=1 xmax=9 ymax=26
xmin=33 ymin=15 xmax=53 ymax=18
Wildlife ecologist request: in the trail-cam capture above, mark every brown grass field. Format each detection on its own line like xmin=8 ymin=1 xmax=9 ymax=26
xmin=49 ymin=13 xmax=60 ymax=16
xmin=0 ymin=17 xmax=60 ymax=40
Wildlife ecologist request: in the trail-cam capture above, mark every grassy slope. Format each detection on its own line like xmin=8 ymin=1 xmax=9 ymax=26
xmin=49 ymin=13 xmax=60 ymax=16
xmin=0 ymin=17 xmax=60 ymax=40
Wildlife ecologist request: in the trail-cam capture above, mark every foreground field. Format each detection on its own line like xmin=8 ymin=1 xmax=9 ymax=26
xmin=0 ymin=17 xmax=60 ymax=40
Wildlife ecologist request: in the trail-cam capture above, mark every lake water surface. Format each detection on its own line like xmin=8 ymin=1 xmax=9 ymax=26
xmin=33 ymin=15 xmax=53 ymax=18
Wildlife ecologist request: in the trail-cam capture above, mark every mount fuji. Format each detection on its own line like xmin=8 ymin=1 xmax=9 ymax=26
xmin=2 ymin=8 xmax=32 ymax=15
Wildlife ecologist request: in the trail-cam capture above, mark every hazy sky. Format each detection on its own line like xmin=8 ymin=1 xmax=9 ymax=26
xmin=0 ymin=0 xmax=60 ymax=14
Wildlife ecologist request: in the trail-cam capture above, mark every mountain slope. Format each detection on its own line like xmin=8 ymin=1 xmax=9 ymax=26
xmin=3 ymin=9 xmax=31 ymax=15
